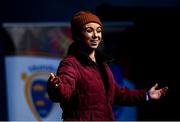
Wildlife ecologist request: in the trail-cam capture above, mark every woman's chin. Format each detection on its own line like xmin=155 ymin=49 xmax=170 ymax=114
xmin=90 ymin=46 xmax=98 ymax=49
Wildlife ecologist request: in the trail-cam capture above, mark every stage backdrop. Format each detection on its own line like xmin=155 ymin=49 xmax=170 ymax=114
xmin=3 ymin=23 xmax=72 ymax=121
xmin=5 ymin=56 xmax=62 ymax=121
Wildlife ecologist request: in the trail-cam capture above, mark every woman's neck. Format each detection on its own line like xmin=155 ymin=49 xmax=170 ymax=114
xmin=76 ymin=43 xmax=96 ymax=62
xmin=89 ymin=51 xmax=96 ymax=62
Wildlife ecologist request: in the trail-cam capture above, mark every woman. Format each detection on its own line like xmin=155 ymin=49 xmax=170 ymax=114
xmin=47 ymin=11 xmax=168 ymax=121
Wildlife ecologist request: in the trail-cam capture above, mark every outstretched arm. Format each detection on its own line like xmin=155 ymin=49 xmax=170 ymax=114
xmin=47 ymin=59 xmax=77 ymax=102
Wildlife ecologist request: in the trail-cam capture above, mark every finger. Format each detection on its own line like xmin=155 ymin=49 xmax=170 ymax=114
xmin=53 ymin=78 xmax=60 ymax=84
xmin=162 ymin=86 xmax=168 ymax=93
xmin=51 ymin=77 xmax=60 ymax=87
xmin=151 ymin=83 xmax=158 ymax=90
xmin=160 ymin=91 xmax=166 ymax=98
xmin=50 ymin=72 xmax=55 ymax=78
xmin=160 ymin=89 xmax=165 ymax=95
xmin=49 ymin=73 xmax=56 ymax=82
xmin=50 ymin=73 xmax=55 ymax=78
xmin=160 ymin=87 xmax=168 ymax=96
xmin=153 ymin=83 xmax=158 ymax=89
xmin=164 ymin=86 xmax=168 ymax=90
xmin=49 ymin=76 xmax=59 ymax=86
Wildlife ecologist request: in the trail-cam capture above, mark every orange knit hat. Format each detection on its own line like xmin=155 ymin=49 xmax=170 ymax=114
xmin=71 ymin=11 xmax=102 ymax=29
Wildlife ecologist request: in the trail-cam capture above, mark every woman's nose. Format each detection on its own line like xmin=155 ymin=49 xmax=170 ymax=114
xmin=92 ymin=31 xmax=98 ymax=38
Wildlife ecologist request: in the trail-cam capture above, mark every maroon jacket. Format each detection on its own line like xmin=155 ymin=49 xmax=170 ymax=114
xmin=47 ymin=43 xmax=147 ymax=121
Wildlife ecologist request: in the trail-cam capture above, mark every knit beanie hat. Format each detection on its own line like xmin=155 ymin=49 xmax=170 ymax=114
xmin=71 ymin=11 xmax=102 ymax=28
xmin=71 ymin=11 xmax=102 ymax=40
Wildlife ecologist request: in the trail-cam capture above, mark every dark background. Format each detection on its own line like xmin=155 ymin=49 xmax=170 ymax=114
xmin=0 ymin=0 xmax=180 ymax=121
xmin=98 ymin=5 xmax=180 ymax=120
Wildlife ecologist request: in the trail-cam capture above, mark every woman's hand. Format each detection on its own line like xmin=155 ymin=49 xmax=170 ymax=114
xmin=148 ymin=83 xmax=168 ymax=100
xmin=49 ymin=73 xmax=61 ymax=87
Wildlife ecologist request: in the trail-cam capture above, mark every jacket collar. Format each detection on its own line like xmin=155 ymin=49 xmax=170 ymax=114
xmin=67 ymin=42 xmax=113 ymax=65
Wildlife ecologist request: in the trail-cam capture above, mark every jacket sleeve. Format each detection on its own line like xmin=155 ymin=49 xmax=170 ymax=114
xmin=113 ymin=82 xmax=147 ymax=106
xmin=47 ymin=58 xmax=77 ymax=103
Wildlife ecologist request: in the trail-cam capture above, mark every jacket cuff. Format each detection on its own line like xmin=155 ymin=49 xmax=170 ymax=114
xmin=146 ymin=91 xmax=151 ymax=101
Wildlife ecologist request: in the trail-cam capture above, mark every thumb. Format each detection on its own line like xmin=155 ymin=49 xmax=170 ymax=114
xmin=50 ymin=73 xmax=55 ymax=79
xmin=153 ymin=83 xmax=158 ymax=90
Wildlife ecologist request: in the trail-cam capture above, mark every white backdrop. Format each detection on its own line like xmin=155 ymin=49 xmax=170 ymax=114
xmin=5 ymin=56 xmax=62 ymax=121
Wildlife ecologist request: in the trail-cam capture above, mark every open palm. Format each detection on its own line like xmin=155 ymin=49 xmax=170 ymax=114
xmin=149 ymin=83 xmax=168 ymax=100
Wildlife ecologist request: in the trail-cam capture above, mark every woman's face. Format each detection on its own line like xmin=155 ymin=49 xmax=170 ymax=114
xmin=80 ymin=22 xmax=102 ymax=50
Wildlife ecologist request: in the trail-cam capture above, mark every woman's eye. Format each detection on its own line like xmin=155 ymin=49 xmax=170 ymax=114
xmin=83 ymin=27 xmax=102 ymax=33
xmin=97 ymin=29 xmax=102 ymax=33
xmin=85 ymin=28 xmax=92 ymax=33
xmin=96 ymin=28 xmax=102 ymax=33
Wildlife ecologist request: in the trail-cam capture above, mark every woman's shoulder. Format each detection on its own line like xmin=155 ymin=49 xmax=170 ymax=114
xmin=61 ymin=54 xmax=78 ymax=64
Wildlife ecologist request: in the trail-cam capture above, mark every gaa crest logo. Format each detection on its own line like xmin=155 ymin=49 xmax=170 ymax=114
xmin=22 ymin=72 xmax=53 ymax=121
